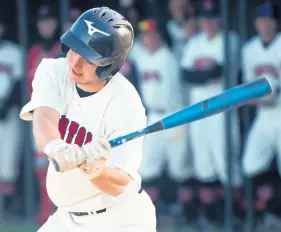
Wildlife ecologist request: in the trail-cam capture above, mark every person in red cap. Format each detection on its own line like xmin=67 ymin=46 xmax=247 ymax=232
xmin=27 ymin=3 xmax=61 ymax=225
xmin=135 ymin=18 xmax=190 ymax=218
xmin=242 ymin=1 xmax=281 ymax=230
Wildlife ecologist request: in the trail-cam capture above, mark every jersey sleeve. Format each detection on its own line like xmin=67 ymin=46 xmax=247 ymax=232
xmin=20 ymin=58 xmax=62 ymax=120
xmin=103 ymin=89 xmax=147 ymax=182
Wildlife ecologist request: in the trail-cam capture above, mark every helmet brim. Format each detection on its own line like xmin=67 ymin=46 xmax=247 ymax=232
xmin=60 ymin=30 xmax=104 ymax=65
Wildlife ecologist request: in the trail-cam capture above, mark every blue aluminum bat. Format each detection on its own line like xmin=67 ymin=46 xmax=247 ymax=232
xmin=53 ymin=77 xmax=273 ymax=172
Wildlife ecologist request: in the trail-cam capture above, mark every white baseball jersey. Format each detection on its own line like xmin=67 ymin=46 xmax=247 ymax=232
xmin=20 ymin=58 xmax=147 ymax=211
xmin=181 ymin=31 xmax=240 ymax=102
xmin=134 ymin=45 xmax=183 ymax=114
xmin=180 ymin=32 xmax=241 ymax=185
xmin=242 ymin=34 xmax=281 ymax=177
xmin=0 ymin=40 xmax=24 ymax=183
xmin=242 ymin=33 xmax=281 ymax=95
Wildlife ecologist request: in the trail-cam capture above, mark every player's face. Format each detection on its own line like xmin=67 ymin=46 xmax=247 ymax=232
xmin=255 ymin=17 xmax=277 ymax=39
xmin=67 ymin=49 xmax=101 ymax=85
xmin=140 ymin=31 xmax=161 ymax=52
xmin=199 ymin=18 xmax=220 ymax=36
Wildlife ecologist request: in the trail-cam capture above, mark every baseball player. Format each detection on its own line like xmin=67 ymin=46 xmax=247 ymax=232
xmin=167 ymin=0 xmax=197 ymax=60
xmin=242 ymin=2 xmax=281 ymax=224
xmin=181 ymin=0 xmax=241 ymax=227
xmin=20 ymin=7 xmax=156 ymax=232
xmin=134 ymin=19 xmax=190 ymax=206
xmin=0 ymin=12 xmax=24 ymax=199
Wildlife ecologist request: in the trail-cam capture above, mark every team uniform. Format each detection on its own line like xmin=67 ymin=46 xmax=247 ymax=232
xmin=0 ymin=41 xmax=23 ymax=190
xmin=20 ymin=58 xmax=156 ymax=232
xmin=181 ymin=31 xmax=241 ymax=185
xmin=20 ymin=6 xmax=157 ymax=232
xmin=242 ymin=33 xmax=281 ymax=177
xmin=135 ymin=44 xmax=190 ymax=183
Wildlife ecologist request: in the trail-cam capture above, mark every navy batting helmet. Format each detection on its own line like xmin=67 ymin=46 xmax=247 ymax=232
xmin=60 ymin=7 xmax=134 ymax=80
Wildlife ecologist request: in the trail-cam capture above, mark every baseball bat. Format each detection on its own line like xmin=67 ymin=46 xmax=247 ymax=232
xmin=52 ymin=77 xmax=273 ymax=172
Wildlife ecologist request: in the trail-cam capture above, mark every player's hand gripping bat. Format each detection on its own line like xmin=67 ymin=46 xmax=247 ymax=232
xmin=52 ymin=77 xmax=274 ymax=172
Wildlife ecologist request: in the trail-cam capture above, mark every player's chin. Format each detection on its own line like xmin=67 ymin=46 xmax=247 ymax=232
xmin=70 ymin=74 xmax=84 ymax=82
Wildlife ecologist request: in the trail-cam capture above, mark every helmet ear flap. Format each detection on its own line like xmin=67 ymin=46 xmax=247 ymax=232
xmin=96 ymin=63 xmax=122 ymax=81
xmin=61 ymin=43 xmax=70 ymax=55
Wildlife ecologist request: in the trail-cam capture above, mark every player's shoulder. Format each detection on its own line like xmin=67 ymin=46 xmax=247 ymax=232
xmin=37 ymin=57 xmax=68 ymax=75
xmin=35 ymin=57 xmax=68 ymax=84
xmin=243 ymin=35 xmax=260 ymax=52
xmin=274 ymin=33 xmax=281 ymax=44
xmin=2 ymin=40 xmax=24 ymax=54
xmin=187 ymin=32 xmax=206 ymax=48
xmin=110 ymin=73 xmax=144 ymax=110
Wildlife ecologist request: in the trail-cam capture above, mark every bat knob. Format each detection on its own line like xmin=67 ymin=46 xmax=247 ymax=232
xmin=52 ymin=160 xmax=60 ymax=172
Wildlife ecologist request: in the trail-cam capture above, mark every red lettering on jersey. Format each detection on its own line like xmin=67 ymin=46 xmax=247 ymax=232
xmin=255 ymin=65 xmax=278 ymax=78
xmin=75 ymin=127 xmax=86 ymax=147
xmin=58 ymin=116 xmax=93 ymax=147
xmin=66 ymin=121 xmax=79 ymax=144
xmin=85 ymin=132 xmax=93 ymax=144
xmin=143 ymin=72 xmax=160 ymax=81
xmin=193 ymin=57 xmax=217 ymax=70
xmin=58 ymin=116 xmax=69 ymax=140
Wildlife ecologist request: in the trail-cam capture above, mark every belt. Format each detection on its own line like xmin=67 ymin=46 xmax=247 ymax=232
xmin=71 ymin=188 xmax=143 ymax=217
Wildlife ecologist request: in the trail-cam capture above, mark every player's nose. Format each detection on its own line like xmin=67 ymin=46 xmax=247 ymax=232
xmin=71 ymin=50 xmax=84 ymax=68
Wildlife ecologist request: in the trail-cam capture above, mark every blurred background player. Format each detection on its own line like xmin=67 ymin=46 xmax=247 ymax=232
xmin=119 ymin=0 xmax=147 ymax=67
xmin=62 ymin=7 xmax=81 ymax=33
xmin=27 ymin=3 xmax=61 ymax=225
xmin=135 ymin=19 xmax=190 ymax=219
xmin=242 ymin=1 xmax=281 ymax=230
xmin=180 ymin=0 xmax=242 ymax=229
xmin=166 ymin=0 xmax=197 ymax=60
xmin=0 ymin=11 xmax=24 ymax=216
xmin=118 ymin=0 xmax=142 ymax=97
xmin=28 ymin=3 xmax=61 ymax=95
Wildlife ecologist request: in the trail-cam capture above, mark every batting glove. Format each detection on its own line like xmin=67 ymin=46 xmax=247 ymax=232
xmin=79 ymin=137 xmax=112 ymax=179
xmin=44 ymin=139 xmax=86 ymax=173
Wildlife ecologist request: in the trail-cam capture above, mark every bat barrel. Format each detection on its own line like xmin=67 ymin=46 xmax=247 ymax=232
xmin=161 ymin=77 xmax=272 ymax=130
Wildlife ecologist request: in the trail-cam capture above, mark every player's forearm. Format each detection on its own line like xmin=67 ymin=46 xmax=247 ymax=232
xmin=33 ymin=106 xmax=61 ymax=151
xmin=90 ymin=167 xmax=132 ymax=196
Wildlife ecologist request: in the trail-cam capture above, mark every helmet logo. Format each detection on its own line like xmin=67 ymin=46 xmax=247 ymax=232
xmin=84 ymin=20 xmax=110 ymax=36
